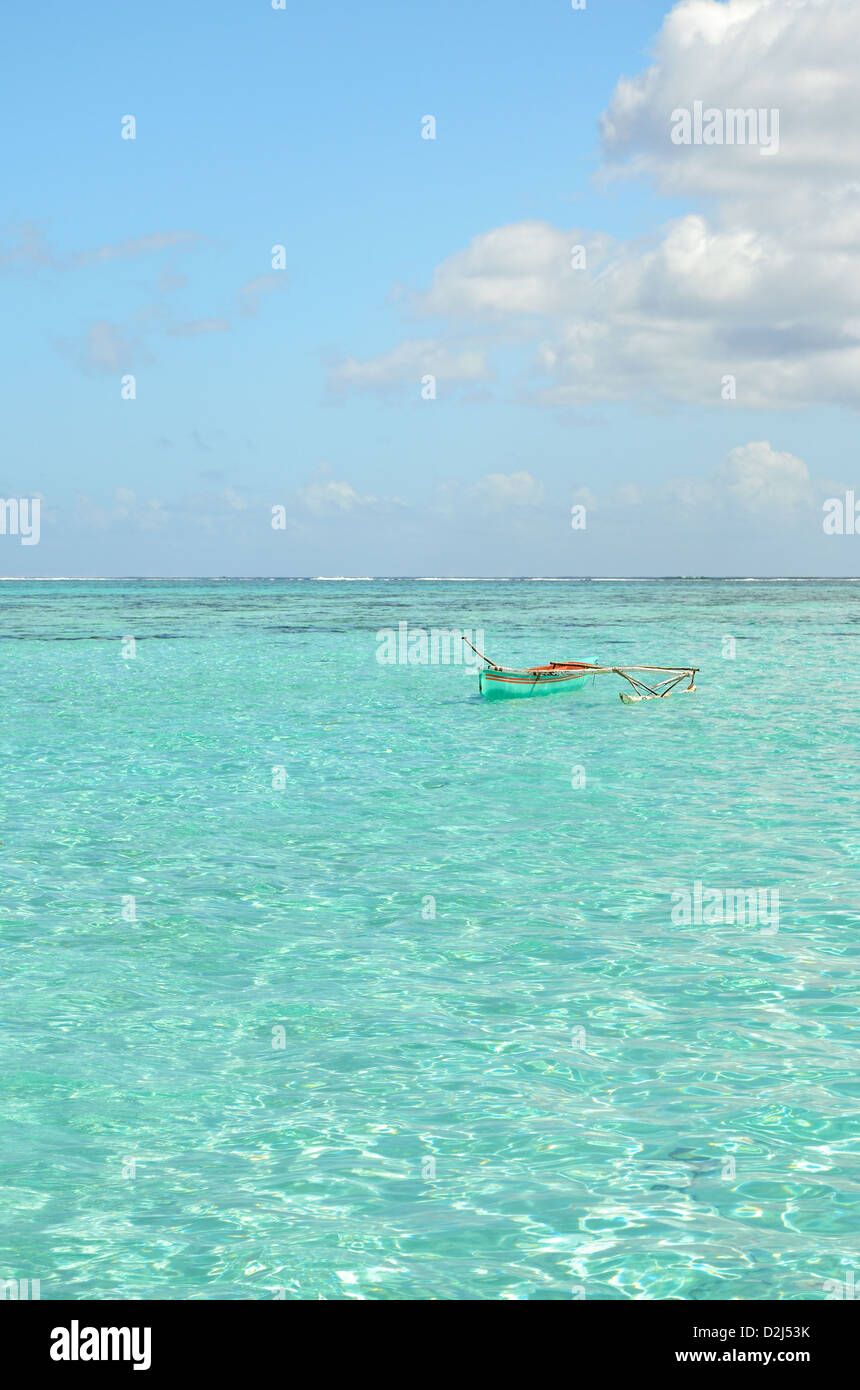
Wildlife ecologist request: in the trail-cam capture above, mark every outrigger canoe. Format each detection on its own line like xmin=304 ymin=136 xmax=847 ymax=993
xmin=463 ymin=637 xmax=699 ymax=704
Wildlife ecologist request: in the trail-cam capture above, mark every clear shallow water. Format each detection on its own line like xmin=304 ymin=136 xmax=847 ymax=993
xmin=1 ymin=578 xmax=858 ymax=1301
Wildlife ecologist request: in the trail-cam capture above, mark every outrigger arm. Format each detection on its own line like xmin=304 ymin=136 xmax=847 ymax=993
xmin=608 ymin=666 xmax=698 ymax=703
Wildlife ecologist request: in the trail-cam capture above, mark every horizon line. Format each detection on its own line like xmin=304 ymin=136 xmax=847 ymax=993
xmin=2 ymin=575 xmax=859 ymax=583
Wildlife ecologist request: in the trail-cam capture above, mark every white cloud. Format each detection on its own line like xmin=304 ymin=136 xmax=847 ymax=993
xmin=399 ymin=204 xmax=860 ymax=410
xmin=297 ymin=478 xmax=369 ymax=513
xmin=608 ymin=440 xmax=815 ymax=518
xmin=331 ymin=338 xmax=491 ymax=394
xmin=238 ymin=273 xmax=288 ymax=316
xmin=416 ymin=222 xmax=583 ymax=318
xmin=77 ymin=231 xmax=202 ymax=266
xmin=712 ymin=440 xmax=812 ymax=512
xmin=0 ymin=221 xmax=56 ymax=270
xmin=62 ymin=320 xmax=149 ymax=375
xmin=294 ymin=464 xmax=398 ymax=516
xmin=76 ymin=489 xmax=168 ymax=531
xmin=601 ymin=0 xmax=859 ymax=206
xmin=0 ymin=225 xmax=203 ymax=273
xmin=335 ymin=0 xmax=860 ymax=411
xmin=472 ymin=470 xmax=545 ymax=509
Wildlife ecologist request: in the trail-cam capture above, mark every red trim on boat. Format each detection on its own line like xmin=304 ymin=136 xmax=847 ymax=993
xmin=482 ymin=669 xmax=588 ymax=683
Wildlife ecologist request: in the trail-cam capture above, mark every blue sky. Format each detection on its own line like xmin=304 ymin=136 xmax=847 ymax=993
xmin=2 ymin=0 xmax=859 ymax=575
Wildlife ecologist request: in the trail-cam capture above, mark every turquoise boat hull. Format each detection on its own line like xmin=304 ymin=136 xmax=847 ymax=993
xmin=478 ymin=664 xmax=595 ymax=700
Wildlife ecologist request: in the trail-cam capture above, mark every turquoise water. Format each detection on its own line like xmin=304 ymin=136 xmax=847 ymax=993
xmin=1 ymin=578 xmax=858 ymax=1300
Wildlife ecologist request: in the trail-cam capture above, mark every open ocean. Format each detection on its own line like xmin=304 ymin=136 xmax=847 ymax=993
xmin=1 ymin=578 xmax=857 ymax=1300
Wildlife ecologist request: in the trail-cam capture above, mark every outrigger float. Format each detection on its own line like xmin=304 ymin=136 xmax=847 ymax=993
xmin=462 ymin=637 xmax=699 ymax=704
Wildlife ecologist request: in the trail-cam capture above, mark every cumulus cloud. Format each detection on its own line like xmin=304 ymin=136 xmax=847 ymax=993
xmin=294 ymin=461 xmax=401 ymax=516
xmin=616 ymin=440 xmax=816 ymax=519
xmin=334 ymin=0 xmax=860 ymax=411
xmin=57 ymin=440 xmax=834 ymax=579
xmin=297 ymin=477 xmax=371 ymax=513
xmin=415 ymin=222 xmax=585 ymax=318
xmin=712 ymin=440 xmax=812 ymax=512
xmin=432 ymin=443 xmax=819 ymax=539
xmin=601 ymin=0 xmax=858 ymax=206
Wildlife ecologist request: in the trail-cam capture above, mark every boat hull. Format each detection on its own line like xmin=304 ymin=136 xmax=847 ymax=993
xmin=478 ymin=666 xmax=594 ymax=700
